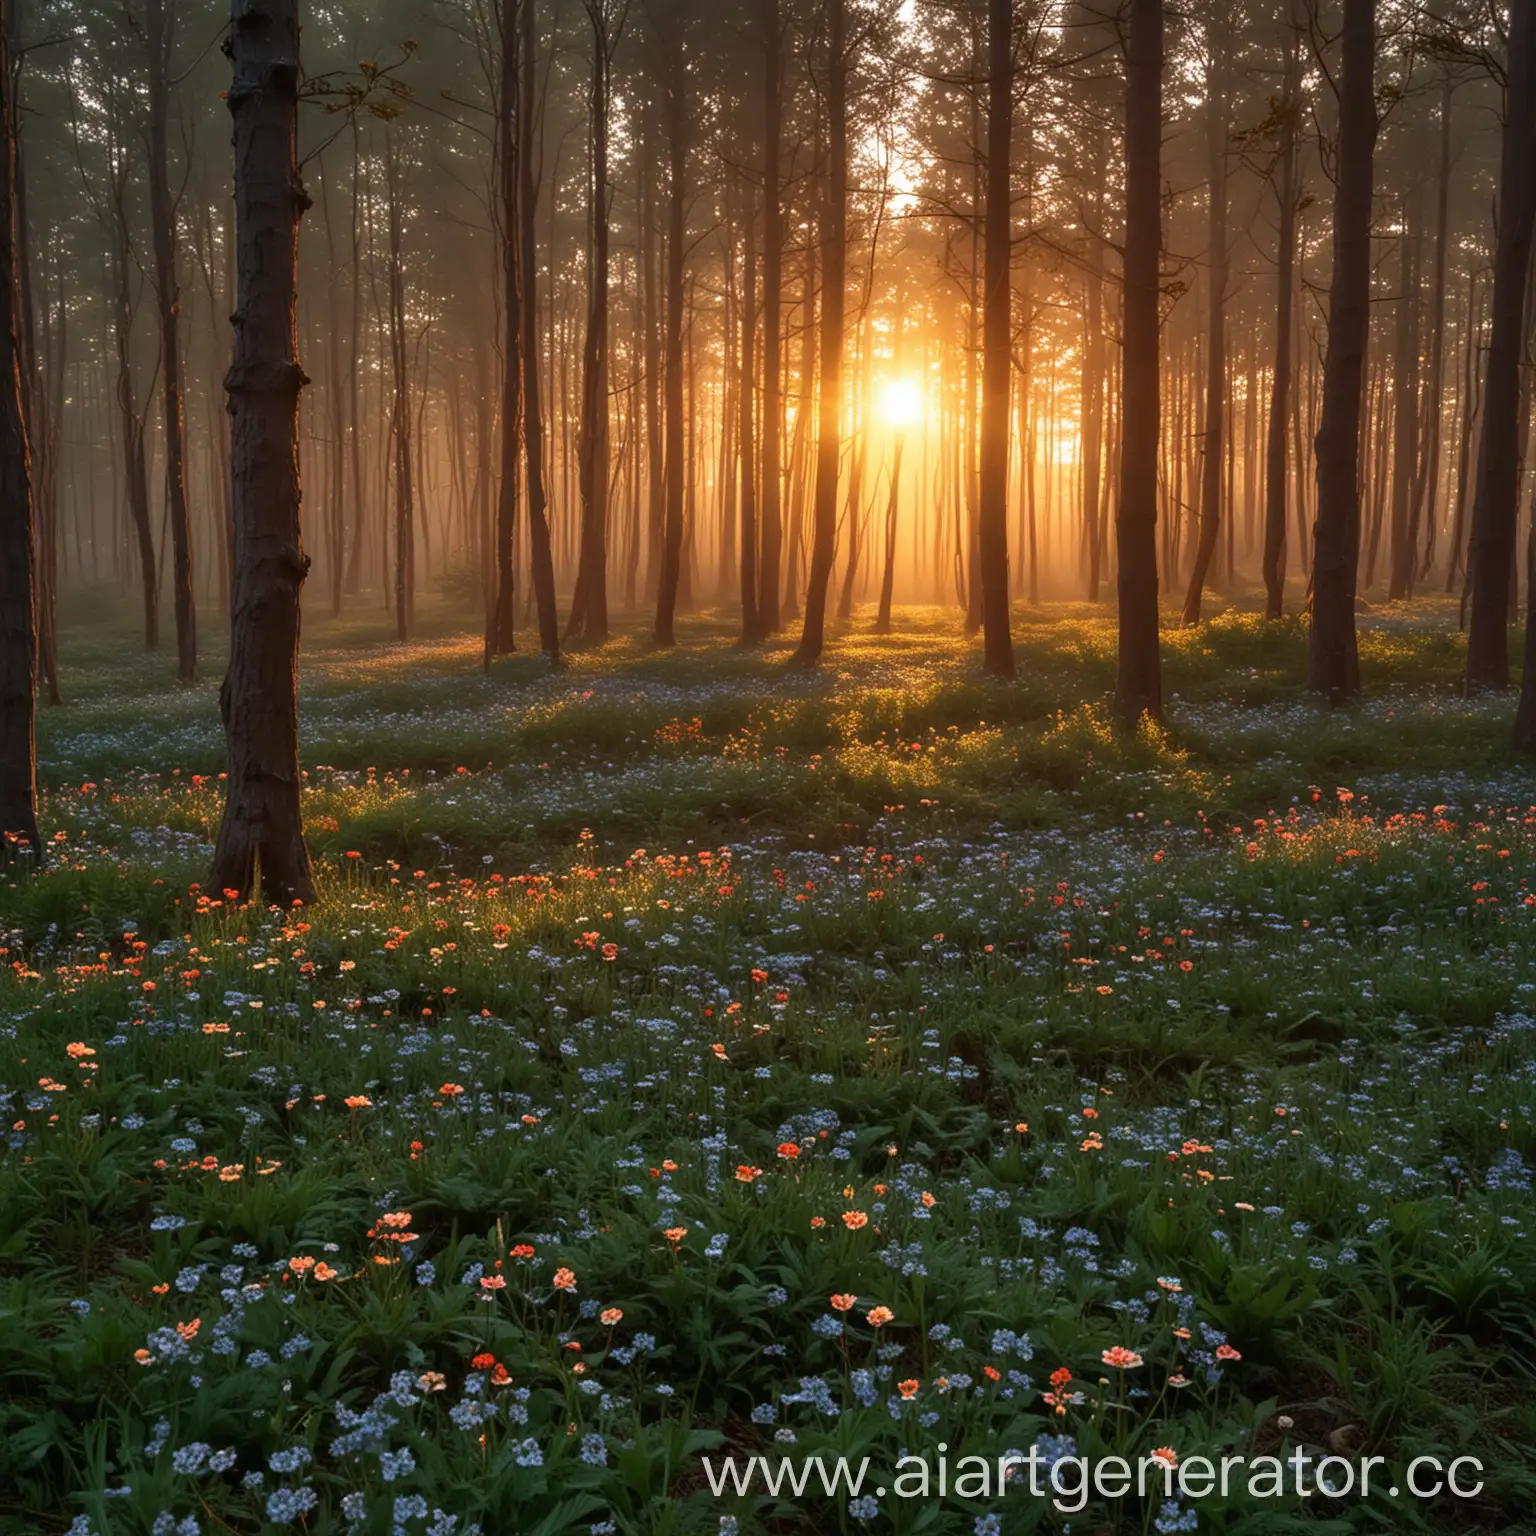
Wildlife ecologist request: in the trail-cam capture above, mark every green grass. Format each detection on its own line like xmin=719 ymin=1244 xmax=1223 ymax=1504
xmin=2 ymin=594 xmax=1534 ymax=1535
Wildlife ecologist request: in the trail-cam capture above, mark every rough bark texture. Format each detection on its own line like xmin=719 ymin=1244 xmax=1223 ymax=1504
xmin=791 ymin=0 xmax=846 ymax=668
xmin=209 ymin=0 xmax=315 ymax=906
xmin=977 ymin=0 xmax=1015 ymax=677
xmin=1307 ymin=0 xmax=1376 ymax=700
xmin=146 ymin=0 xmax=198 ymax=680
xmin=1466 ymin=0 xmax=1536 ymax=690
xmin=1113 ymin=0 xmax=1163 ymax=724
xmin=0 ymin=0 xmax=39 ymax=868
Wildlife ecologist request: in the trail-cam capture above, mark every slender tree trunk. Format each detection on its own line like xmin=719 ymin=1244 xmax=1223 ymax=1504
xmin=1263 ymin=16 xmax=1300 ymax=619
xmin=1388 ymin=188 xmax=1423 ymax=599
xmin=210 ymin=0 xmax=314 ymax=905
xmin=1468 ymin=0 xmax=1536 ymax=689
xmin=757 ymin=0 xmax=783 ymax=633
xmin=792 ymin=0 xmax=846 ymax=667
xmin=384 ymin=129 xmax=413 ymax=643
xmin=739 ymin=183 xmax=761 ymax=641
xmin=570 ymin=0 xmax=613 ymax=645
xmin=521 ymin=0 xmax=561 ymax=658
xmin=653 ymin=20 xmax=688 ymax=647
xmin=0 ymin=0 xmax=37 ymax=865
xmin=1417 ymin=75 xmax=1454 ymax=581
xmin=1114 ymin=0 xmax=1163 ymax=722
xmin=1181 ymin=19 xmax=1229 ymax=625
xmin=1308 ymin=0 xmax=1376 ymax=699
xmin=977 ymin=0 xmax=1015 ymax=675
xmin=146 ymin=0 xmax=197 ymax=679
xmin=489 ymin=0 xmax=522 ymax=658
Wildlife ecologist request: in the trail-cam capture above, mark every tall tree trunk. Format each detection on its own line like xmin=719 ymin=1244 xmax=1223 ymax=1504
xmin=1417 ymin=76 xmax=1454 ymax=582
xmin=1180 ymin=17 xmax=1229 ymax=625
xmin=1467 ymin=0 xmax=1536 ymax=690
xmin=521 ymin=0 xmax=561 ymax=658
xmin=977 ymin=0 xmax=1015 ymax=676
xmin=739 ymin=183 xmax=761 ymax=641
xmin=570 ymin=0 xmax=613 ymax=645
xmin=1387 ymin=187 xmax=1423 ymax=599
xmin=1308 ymin=0 xmax=1376 ymax=699
xmin=0 ymin=0 xmax=37 ymax=865
xmin=210 ymin=0 xmax=314 ymax=905
xmin=792 ymin=0 xmax=846 ymax=667
xmin=1114 ymin=0 xmax=1163 ymax=722
xmin=146 ymin=0 xmax=197 ymax=680
xmin=1263 ymin=12 xmax=1300 ymax=619
xmin=385 ymin=129 xmax=413 ymax=643
xmin=489 ymin=0 xmax=522 ymax=659
xmin=756 ymin=0 xmax=783 ymax=633
xmin=653 ymin=19 xmax=688 ymax=647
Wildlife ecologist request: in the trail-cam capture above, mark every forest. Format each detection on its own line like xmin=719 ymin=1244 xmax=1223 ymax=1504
xmin=1 ymin=0 xmax=1536 ymax=1532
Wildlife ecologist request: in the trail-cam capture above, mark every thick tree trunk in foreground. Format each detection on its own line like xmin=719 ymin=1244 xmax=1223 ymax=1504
xmin=1466 ymin=0 xmax=1536 ymax=690
xmin=146 ymin=0 xmax=197 ymax=680
xmin=0 ymin=0 xmax=38 ymax=868
xmin=791 ymin=0 xmax=846 ymax=667
xmin=1113 ymin=0 xmax=1163 ymax=723
xmin=210 ymin=0 xmax=314 ymax=906
xmin=977 ymin=0 xmax=1015 ymax=677
xmin=1308 ymin=0 xmax=1376 ymax=700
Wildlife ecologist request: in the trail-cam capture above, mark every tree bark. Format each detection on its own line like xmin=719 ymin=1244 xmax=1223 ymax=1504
xmin=1114 ymin=0 xmax=1163 ymax=723
xmin=210 ymin=0 xmax=314 ymax=906
xmin=756 ymin=0 xmax=783 ymax=634
xmin=1180 ymin=16 xmax=1229 ymax=626
xmin=489 ymin=0 xmax=522 ymax=659
xmin=1263 ymin=13 xmax=1300 ymax=619
xmin=977 ymin=0 xmax=1016 ymax=676
xmin=1466 ymin=0 xmax=1536 ymax=689
xmin=739 ymin=183 xmax=761 ymax=641
xmin=0 ymin=0 xmax=38 ymax=867
xmin=145 ymin=0 xmax=197 ymax=680
xmin=791 ymin=0 xmax=847 ymax=667
xmin=653 ymin=17 xmax=688 ymax=647
xmin=1307 ymin=0 xmax=1376 ymax=700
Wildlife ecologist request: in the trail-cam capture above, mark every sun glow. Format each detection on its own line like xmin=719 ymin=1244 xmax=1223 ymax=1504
xmin=881 ymin=378 xmax=923 ymax=432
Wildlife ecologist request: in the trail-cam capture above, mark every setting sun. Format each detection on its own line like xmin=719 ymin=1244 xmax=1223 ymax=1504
xmin=880 ymin=378 xmax=923 ymax=431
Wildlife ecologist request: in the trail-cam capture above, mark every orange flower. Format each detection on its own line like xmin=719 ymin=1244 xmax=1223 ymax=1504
xmin=664 ymin=1226 xmax=687 ymax=1245
xmin=897 ymin=1378 xmax=920 ymax=1399
xmin=552 ymin=1267 xmax=577 ymax=1291
xmin=344 ymin=1094 xmax=373 ymax=1109
xmin=1014 ymin=1121 xmax=1029 ymax=1134
xmin=830 ymin=1293 xmax=857 ymax=1312
xmin=418 ymin=1371 xmax=447 ymax=1392
xmin=510 ymin=1243 xmax=535 ymax=1259
xmin=471 ymin=1352 xmax=498 ymax=1370
xmin=1102 ymin=1346 xmax=1143 ymax=1369
xmin=809 ymin=1216 xmax=826 ymax=1229
xmin=314 ymin=1262 xmax=339 ymax=1282
xmin=735 ymin=1164 xmax=763 ymax=1182
xmin=480 ymin=1274 xmax=507 ymax=1291
xmin=440 ymin=1083 xmax=465 ymax=1096
xmin=1050 ymin=1367 xmax=1073 ymax=1389
xmin=1151 ymin=1446 xmax=1178 ymax=1467
xmin=982 ymin=1365 xmax=1001 ymax=1382
xmin=776 ymin=1141 xmax=801 ymax=1159
xmin=1215 ymin=1343 xmax=1242 ymax=1361
xmin=866 ymin=1305 xmax=893 ymax=1327
xmin=175 ymin=1318 xmax=201 ymax=1341
xmin=600 ymin=1307 xmax=624 ymax=1326
xmin=288 ymin=1256 xmax=315 ymax=1275
xmin=841 ymin=1211 xmax=869 ymax=1231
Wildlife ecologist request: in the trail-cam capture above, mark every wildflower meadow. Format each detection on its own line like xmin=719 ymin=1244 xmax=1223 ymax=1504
xmin=2 ymin=602 xmax=1534 ymax=1536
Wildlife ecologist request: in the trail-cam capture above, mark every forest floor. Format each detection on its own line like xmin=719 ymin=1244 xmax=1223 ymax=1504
xmin=2 ymin=595 xmax=1535 ymax=1535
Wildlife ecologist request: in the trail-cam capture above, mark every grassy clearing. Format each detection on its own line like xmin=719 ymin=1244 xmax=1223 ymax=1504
xmin=3 ymin=597 xmax=1535 ymax=1535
